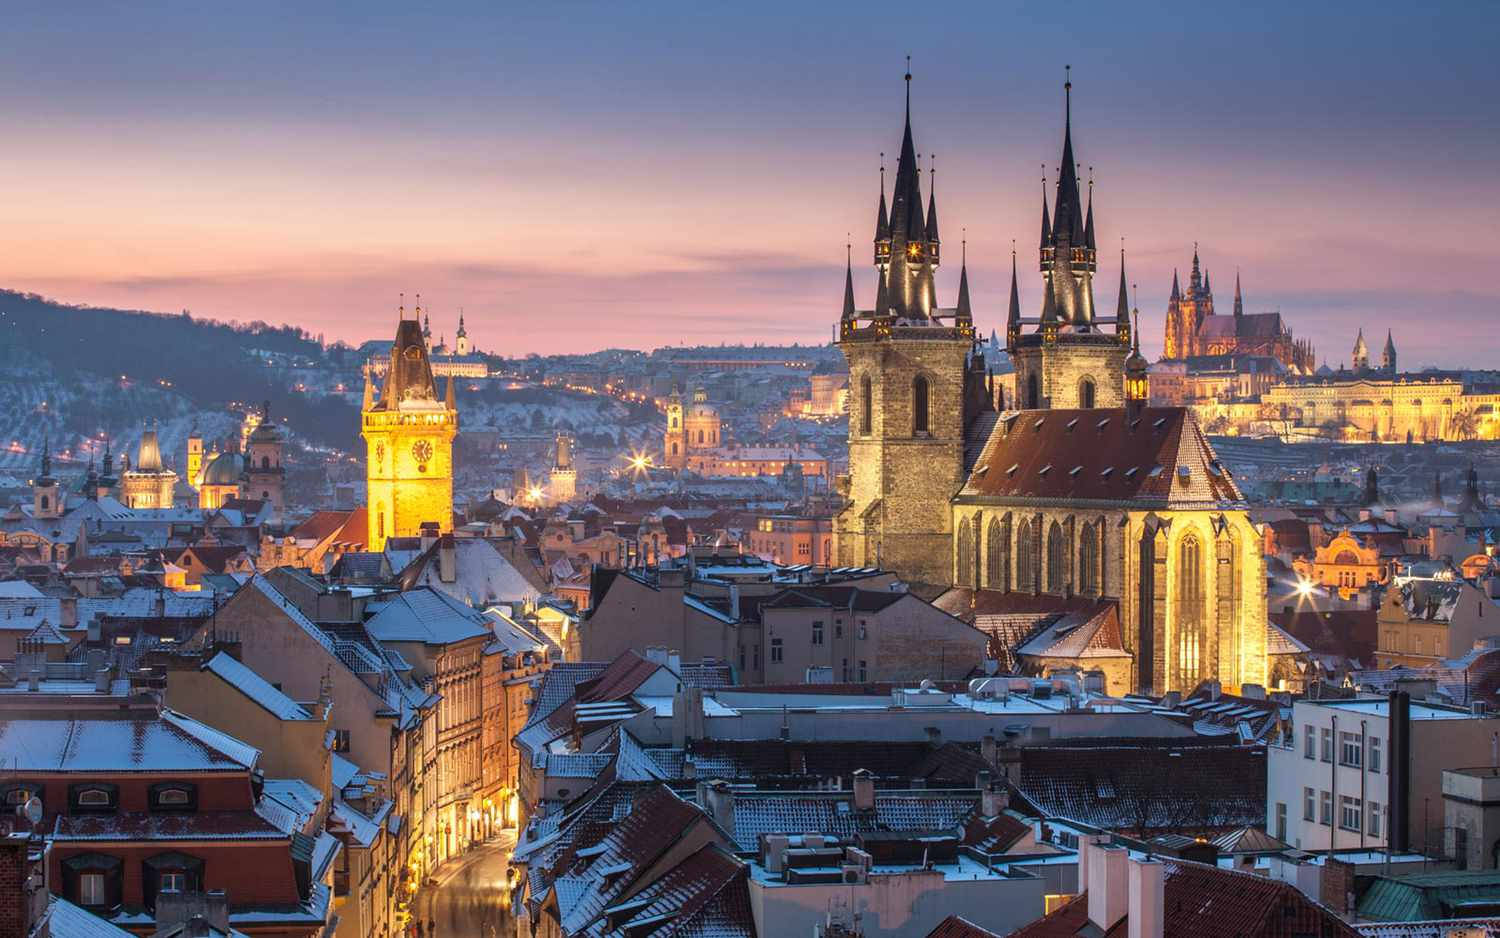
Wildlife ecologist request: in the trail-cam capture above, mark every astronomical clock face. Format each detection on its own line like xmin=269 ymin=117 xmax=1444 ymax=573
xmin=412 ymin=439 xmax=433 ymax=471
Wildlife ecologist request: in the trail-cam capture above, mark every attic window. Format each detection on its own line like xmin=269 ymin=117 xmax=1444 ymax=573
xmin=974 ymin=464 xmax=989 ymax=477
xmin=1033 ymin=418 xmax=1045 ymax=431
xmin=1124 ymin=467 xmax=1139 ymax=478
xmin=1038 ymin=464 xmax=1052 ymax=477
xmin=1178 ymin=466 xmax=1192 ymax=483
xmin=1007 ymin=464 xmax=1019 ymax=476
xmin=1148 ymin=466 xmax=1164 ymax=478
xmin=1100 ymin=467 xmax=1114 ymax=478
xmin=1153 ymin=417 xmax=1167 ymax=429
xmin=1065 ymin=418 xmax=1079 ymax=431
xmin=1128 ymin=419 xmax=1141 ymax=431
xmin=1096 ymin=418 xmax=1110 ymax=431
xmin=1069 ymin=466 xmax=1083 ymax=477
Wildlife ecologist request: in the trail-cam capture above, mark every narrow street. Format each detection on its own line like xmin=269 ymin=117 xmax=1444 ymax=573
xmin=419 ymin=830 xmax=517 ymax=938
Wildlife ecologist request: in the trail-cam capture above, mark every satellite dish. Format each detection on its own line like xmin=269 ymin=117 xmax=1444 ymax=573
xmin=20 ymin=797 xmax=42 ymax=826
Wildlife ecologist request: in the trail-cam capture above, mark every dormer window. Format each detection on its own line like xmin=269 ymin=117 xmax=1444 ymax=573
xmin=70 ymin=783 xmax=118 ymax=814
xmin=150 ymin=782 xmax=197 ymax=812
xmin=1 ymin=782 xmax=41 ymax=813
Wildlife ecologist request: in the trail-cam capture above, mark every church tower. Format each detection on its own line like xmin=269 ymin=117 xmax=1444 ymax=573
xmin=663 ymin=387 xmax=686 ymax=470
xmin=33 ymin=436 xmax=61 ymax=520
xmin=1352 ymin=329 xmax=1370 ymax=373
xmin=454 ymin=311 xmax=471 ymax=356
xmin=244 ymin=401 xmax=286 ymax=521
xmin=550 ymin=430 xmax=577 ymax=503
xmin=1008 ymin=73 xmax=1128 ymax=409
xmin=834 ymin=69 xmax=986 ymax=586
xmin=1382 ymin=330 xmax=1397 ymax=374
xmin=362 ymin=301 xmax=459 ymax=552
xmin=186 ymin=423 xmax=204 ymax=488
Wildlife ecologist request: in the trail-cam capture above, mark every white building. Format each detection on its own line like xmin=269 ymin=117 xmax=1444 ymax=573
xmin=1267 ymin=692 xmax=1500 ymax=853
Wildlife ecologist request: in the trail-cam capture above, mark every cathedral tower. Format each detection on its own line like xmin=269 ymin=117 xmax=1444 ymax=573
xmin=550 ymin=430 xmax=577 ymax=503
xmin=362 ymin=302 xmax=459 ymax=552
xmin=834 ymin=70 xmax=987 ymax=586
xmin=663 ymin=387 xmax=686 ymax=470
xmin=454 ymin=311 xmax=471 ymax=356
xmin=120 ymin=423 xmax=177 ymax=509
xmin=33 ymin=436 xmax=61 ymax=520
xmin=1008 ymin=74 xmax=1128 ymax=409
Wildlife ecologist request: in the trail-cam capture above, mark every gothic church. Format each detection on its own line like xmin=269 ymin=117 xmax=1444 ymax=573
xmin=834 ymin=74 xmax=1268 ymax=695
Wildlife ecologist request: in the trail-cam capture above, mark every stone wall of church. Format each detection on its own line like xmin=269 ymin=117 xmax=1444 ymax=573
xmin=1011 ymin=341 xmax=1126 ymax=410
xmin=834 ymin=334 xmax=971 ymax=586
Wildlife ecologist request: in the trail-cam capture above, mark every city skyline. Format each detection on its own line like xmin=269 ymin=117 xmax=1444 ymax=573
xmin=2 ymin=2 xmax=1497 ymax=365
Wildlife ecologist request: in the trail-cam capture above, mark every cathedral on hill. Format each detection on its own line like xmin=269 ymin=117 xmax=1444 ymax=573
xmin=1161 ymin=250 xmax=1315 ymax=373
xmin=833 ymin=72 xmax=1268 ymax=695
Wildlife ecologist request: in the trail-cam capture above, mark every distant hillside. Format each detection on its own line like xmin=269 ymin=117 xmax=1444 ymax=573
xmin=0 ymin=289 xmax=359 ymax=452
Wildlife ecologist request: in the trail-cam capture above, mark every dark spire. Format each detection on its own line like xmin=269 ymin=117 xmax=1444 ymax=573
xmin=1433 ymin=471 xmax=1443 ymax=503
xmin=38 ymin=434 xmax=53 ymax=482
xmin=1233 ymin=270 xmax=1244 ymax=317
xmin=1170 ymin=269 xmax=1181 ymax=302
xmin=1039 ymin=167 xmax=1052 ymax=250
xmin=841 ymin=242 xmax=856 ymax=321
xmin=1190 ymin=244 xmax=1202 ymax=293
xmin=925 ymin=155 xmax=939 ymax=244
xmin=873 ymin=263 xmax=889 ymax=316
xmin=956 ymin=234 xmax=971 ymax=322
xmin=888 ymin=71 xmax=926 ymax=245
xmin=1006 ymin=244 xmax=1022 ymax=351
xmin=1052 ymin=67 xmax=1086 ymax=246
xmin=881 ymin=63 xmax=931 ymax=320
xmin=1203 ymin=269 xmax=1211 ymax=296
xmin=1363 ymin=466 xmax=1380 ymax=506
xmin=1461 ymin=464 xmax=1483 ymax=514
xmin=1116 ymin=249 xmax=1130 ymax=325
xmin=875 ymin=154 xmax=890 ymax=243
xmin=1084 ymin=173 xmax=1097 ymax=251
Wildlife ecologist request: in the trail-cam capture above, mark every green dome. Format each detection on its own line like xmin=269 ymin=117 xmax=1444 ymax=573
xmin=201 ymin=452 xmax=246 ymax=486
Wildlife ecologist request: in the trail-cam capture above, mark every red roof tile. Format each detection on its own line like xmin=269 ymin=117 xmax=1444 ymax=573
xmin=927 ymin=915 xmax=1004 ymax=938
xmin=960 ymin=407 xmax=1242 ymax=508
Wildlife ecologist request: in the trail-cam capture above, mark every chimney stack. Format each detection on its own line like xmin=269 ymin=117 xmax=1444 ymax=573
xmin=1087 ymin=846 xmax=1129 ymax=933
xmin=852 ymin=768 xmax=875 ymax=811
xmin=1127 ymin=857 xmax=1165 ymax=938
xmin=437 ymin=533 xmax=457 ymax=583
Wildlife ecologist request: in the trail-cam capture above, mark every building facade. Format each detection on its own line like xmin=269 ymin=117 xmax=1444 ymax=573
xmin=118 ymin=426 xmax=177 ymax=510
xmin=1161 ymin=253 xmax=1315 ymax=372
xmin=362 ymin=304 xmax=459 ymax=552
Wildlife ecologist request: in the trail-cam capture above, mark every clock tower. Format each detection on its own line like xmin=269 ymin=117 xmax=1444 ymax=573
xmin=362 ymin=302 xmax=459 ymax=552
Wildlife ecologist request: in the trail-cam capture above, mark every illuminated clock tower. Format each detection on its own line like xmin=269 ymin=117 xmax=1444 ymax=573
xmin=362 ymin=304 xmax=459 ymax=552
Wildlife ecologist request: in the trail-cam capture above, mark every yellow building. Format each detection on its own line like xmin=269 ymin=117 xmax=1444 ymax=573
xmin=662 ymin=386 xmax=720 ymax=470
xmin=362 ymin=309 xmax=458 ymax=552
xmin=119 ymin=424 xmax=177 ymax=509
xmin=1292 ymin=529 xmax=1389 ymax=599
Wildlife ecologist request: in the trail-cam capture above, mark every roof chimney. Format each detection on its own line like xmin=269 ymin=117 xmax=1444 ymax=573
xmin=1127 ymin=856 xmax=1165 ymax=938
xmin=94 ymin=668 xmax=111 ymax=693
xmin=1087 ymin=846 xmax=1129 ymax=933
xmin=437 ymin=533 xmax=456 ymax=583
xmin=852 ymin=768 xmax=875 ymax=812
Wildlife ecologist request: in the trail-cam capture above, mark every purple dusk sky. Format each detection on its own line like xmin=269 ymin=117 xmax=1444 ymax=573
xmin=2 ymin=2 xmax=1496 ymax=366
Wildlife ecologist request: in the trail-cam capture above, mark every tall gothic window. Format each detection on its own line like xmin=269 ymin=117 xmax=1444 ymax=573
xmin=1047 ymin=521 xmax=1066 ymax=593
xmin=1027 ymin=373 xmax=1040 ymax=409
xmin=956 ymin=519 xmax=974 ymax=588
xmin=913 ymin=376 xmax=930 ymax=435
xmin=1176 ymin=534 xmax=1206 ymax=689
xmin=1017 ymin=520 xmax=1036 ymax=593
xmin=1079 ymin=521 xmax=1099 ymax=593
xmin=860 ymin=376 xmax=872 ymax=435
xmin=986 ymin=517 xmax=1009 ymax=591
xmin=1079 ymin=377 xmax=1096 ymax=409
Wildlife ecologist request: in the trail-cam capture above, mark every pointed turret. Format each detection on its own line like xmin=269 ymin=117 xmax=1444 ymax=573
xmin=925 ymin=156 xmax=940 ymax=245
xmin=1125 ymin=305 xmax=1149 ymax=418
xmin=1084 ymin=182 xmax=1097 ymax=251
xmin=955 ymin=240 xmax=972 ymax=324
xmin=1039 ymin=174 xmax=1052 ymax=250
xmin=1203 ymin=269 xmax=1211 ymax=296
xmin=362 ymin=364 xmax=376 ymax=410
xmin=874 ymin=158 xmax=890 ymax=266
xmin=879 ymin=67 xmax=933 ymax=320
xmin=1006 ymin=248 xmax=1022 ymax=352
xmin=38 ymin=434 xmax=53 ymax=483
xmin=1459 ymin=464 xmax=1483 ymax=514
xmin=1352 ymin=329 xmax=1370 ymax=372
xmin=1382 ymin=329 xmax=1397 ymax=373
xmin=1363 ymin=466 xmax=1380 ymax=506
xmin=1233 ymin=271 xmax=1244 ymax=317
xmin=1115 ymin=250 xmax=1130 ymax=339
xmin=1052 ymin=75 xmax=1086 ymax=246
xmin=1190 ymin=245 xmax=1202 ymax=294
xmin=1170 ymin=269 xmax=1181 ymax=302
xmin=841 ymin=245 xmax=857 ymax=322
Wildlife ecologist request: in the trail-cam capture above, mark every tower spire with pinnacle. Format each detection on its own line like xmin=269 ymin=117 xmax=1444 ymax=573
xmin=1233 ymin=270 xmax=1244 ymax=317
xmin=874 ymin=153 xmax=889 ymax=263
xmin=1116 ymin=246 xmax=1130 ymax=340
xmin=1190 ymin=244 xmax=1202 ymax=294
xmin=841 ymin=240 xmax=856 ymax=322
xmin=926 ymin=154 xmax=940 ymax=245
xmin=955 ymin=231 xmax=971 ymax=323
xmin=1039 ymin=166 xmax=1052 ymax=249
xmin=1006 ymin=243 xmax=1022 ymax=352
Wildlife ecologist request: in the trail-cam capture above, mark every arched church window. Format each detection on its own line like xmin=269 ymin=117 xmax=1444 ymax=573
xmin=697 ymin=430 xmax=704 ymax=444
xmin=261 ymin=456 xmax=270 ymax=470
xmin=1027 ymin=373 xmax=1040 ymax=409
xmin=1079 ymin=522 xmax=1099 ymax=592
xmin=1176 ymin=534 xmax=1206 ymax=689
xmin=39 ymin=496 xmax=49 ymax=511
xmin=1047 ymin=521 xmax=1066 ymax=593
xmin=1080 ymin=378 xmax=1096 ymax=409
xmin=913 ymin=376 xmax=930 ymax=435
xmin=860 ymin=376 xmax=872 ymax=435
xmin=986 ymin=517 xmax=1009 ymax=591
xmin=955 ymin=519 xmax=974 ymax=588
xmin=671 ymin=442 xmax=679 ymax=455
xmin=1016 ymin=520 xmax=1036 ymax=593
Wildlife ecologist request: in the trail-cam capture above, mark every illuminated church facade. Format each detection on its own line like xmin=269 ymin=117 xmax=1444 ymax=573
xmin=834 ymin=73 xmax=1267 ymax=694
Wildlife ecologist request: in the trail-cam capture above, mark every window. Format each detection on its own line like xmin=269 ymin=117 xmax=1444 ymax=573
xmin=160 ymin=872 xmax=187 ymax=893
xmin=860 ymin=376 xmax=872 ymax=435
xmin=1176 ymin=535 xmax=1205 ymax=688
xmin=956 ymin=519 xmax=975 ymax=589
xmin=858 ymin=660 xmax=867 ymax=682
xmin=986 ymin=516 xmax=1010 ymax=591
xmin=770 ymin=638 xmax=783 ymax=663
xmin=80 ymin=873 xmax=107 ymax=906
xmin=1079 ymin=377 xmax=1096 ymax=409
xmin=1016 ymin=519 xmax=1037 ymax=593
xmin=1304 ymin=725 xmax=1316 ymax=760
xmin=333 ymin=729 xmax=352 ymax=753
xmin=1275 ymin=802 xmax=1287 ymax=842
xmin=812 ymin=621 xmax=824 ymax=646
xmin=150 ymin=782 xmax=197 ymax=812
xmin=1320 ymin=790 xmax=1333 ymax=826
xmin=1340 ymin=795 xmax=1362 ymax=832
xmin=1368 ymin=801 xmax=1382 ymax=838
xmin=1340 ymin=731 xmax=1363 ymax=767
xmin=912 ymin=375 xmax=930 ymax=435
xmin=835 ymin=622 xmax=843 ymax=639
xmin=69 ymin=783 xmax=118 ymax=814
xmin=1047 ymin=521 xmax=1066 ymax=593
xmin=1303 ymin=787 xmax=1316 ymax=821
xmin=1079 ymin=521 xmax=1099 ymax=593
xmin=0 ymin=783 xmax=39 ymax=810
xmin=1369 ymin=736 xmax=1382 ymax=774
xmin=1027 ymin=373 xmax=1040 ymax=409
xmin=1320 ymin=727 xmax=1333 ymax=763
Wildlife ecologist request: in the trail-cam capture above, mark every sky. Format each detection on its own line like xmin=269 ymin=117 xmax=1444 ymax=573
xmin=2 ymin=2 xmax=1497 ymax=365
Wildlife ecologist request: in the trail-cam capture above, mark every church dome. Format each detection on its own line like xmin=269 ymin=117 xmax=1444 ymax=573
xmin=201 ymin=452 xmax=246 ymax=486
